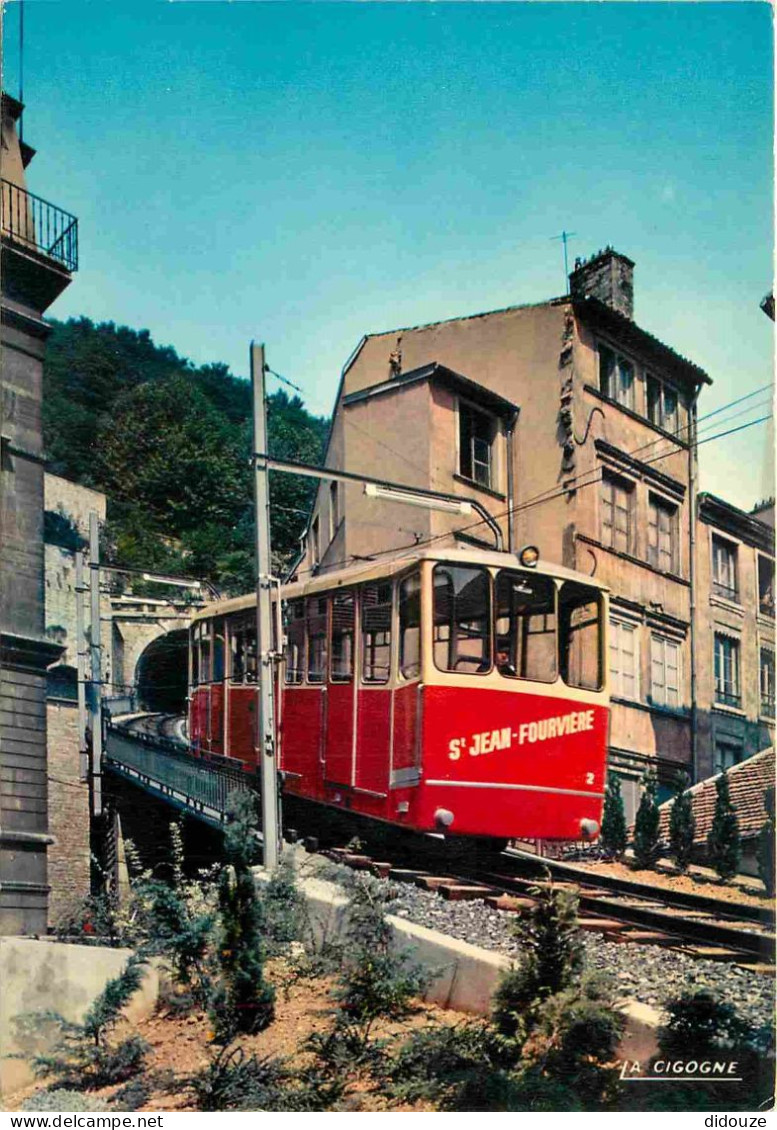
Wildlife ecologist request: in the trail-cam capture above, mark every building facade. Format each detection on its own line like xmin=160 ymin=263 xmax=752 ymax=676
xmin=294 ymin=249 xmax=771 ymax=821
xmin=0 ymin=94 xmax=78 ymax=932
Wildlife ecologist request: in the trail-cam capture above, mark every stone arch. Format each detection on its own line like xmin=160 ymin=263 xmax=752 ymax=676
xmin=135 ymin=629 xmax=190 ymax=713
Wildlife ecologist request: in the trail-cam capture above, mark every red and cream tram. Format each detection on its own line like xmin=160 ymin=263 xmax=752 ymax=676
xmin=189 ymin=547 xmax=610 ymax=842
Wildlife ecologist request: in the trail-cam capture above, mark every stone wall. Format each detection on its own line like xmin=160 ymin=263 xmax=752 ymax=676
xmin=46 ymin=700 xmax=90 ymax=927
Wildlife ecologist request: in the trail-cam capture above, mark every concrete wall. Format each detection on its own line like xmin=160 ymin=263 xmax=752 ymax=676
xmin=0 ymin=938 xmax=158 ymax=1101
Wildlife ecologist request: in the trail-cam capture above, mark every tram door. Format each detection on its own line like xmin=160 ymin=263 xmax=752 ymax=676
xmin=323 ymin=591 xmax=356 ymax=785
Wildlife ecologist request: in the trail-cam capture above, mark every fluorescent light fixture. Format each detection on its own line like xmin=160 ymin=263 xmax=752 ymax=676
xmin=363 ymin=482 xmax=473 ymax=516
xmin=141 ymin=573 xmax=201 ymax=589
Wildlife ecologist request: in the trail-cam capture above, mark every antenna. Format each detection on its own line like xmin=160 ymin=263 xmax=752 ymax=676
xmin=551 ymin=229 xmax=577 ymax=290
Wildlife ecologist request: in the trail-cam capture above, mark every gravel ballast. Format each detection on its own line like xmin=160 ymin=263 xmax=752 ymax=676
xmin=311 ymin=858 xmax=774 ymax=1036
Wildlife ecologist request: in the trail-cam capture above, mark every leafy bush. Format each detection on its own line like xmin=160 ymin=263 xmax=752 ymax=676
xmin=209 ymin=793 xmax=275 ymax=1043
xmin=22 ymin=1089 xmax=111 ymax=1112
xmin=21 ymin=953 xmax=149 ymax=1090
xmin=707 ymin=769 xmax=741 ymax=881
xmin=668 ymin=772 xmax=696 ymax=872
xmin=632 ymin=770 xmax=661 ymax=870
xmin=600 ymin=775 xmax=628 ymax=857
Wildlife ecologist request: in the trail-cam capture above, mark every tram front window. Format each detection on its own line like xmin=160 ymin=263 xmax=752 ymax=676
xmin=433 ymin=564 xmax=491 ymax=673
xmin=495 ymin=571 xmax=556 ymax=682
xmin=559 ymin=581 xmax=602 ymax=691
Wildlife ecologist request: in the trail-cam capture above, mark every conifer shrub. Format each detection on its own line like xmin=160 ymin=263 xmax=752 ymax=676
xmin=707 ymin=768 xmax=741 ymax=881
xmin=632 ymin=769 xmax=662 ymax=869
xmin=668 ymin=772 xmax=696 ymax=872
xmin=600 ymin=774 xmax=628 ymax=857
xmin=262 ymin=855 xmax=307 ymax=956
xmin=186 ymin=1043 xmax=325 ymax=1112
xmin=209 ymin=792 xmax=275 ymax=1043
xmin=21 ymin=953 xmax=149 ymax=1090
xmin=757 ymin=786 xmax=775 ymax=896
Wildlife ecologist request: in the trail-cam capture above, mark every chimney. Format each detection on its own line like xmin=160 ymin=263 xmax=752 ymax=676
xmin=569 ymin=247 xmax=634 ymax=320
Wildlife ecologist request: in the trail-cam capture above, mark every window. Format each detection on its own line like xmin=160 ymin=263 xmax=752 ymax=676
xmin=213 ymin=620 xmax=225 ymax=682
xmin=331 ymin=591 xmax=354 ymax=682
xmin=648 ymin=494 xmax=678 ymax=574
xmin=650 ymin=635 xmax=681 ymax=708
xmin=329 ymin=481 xmax=339 ymax=544
xmin=714 ymin=633 xmax=741 ymax=708
xmin=599 ymin=344 xmax=635 ymax=411
xmin=646 ymin=375 xmax=680 ymax=435
xmin=399 ymin=573 xmax=421 ymax=679
xmin=362 ymin=583 xmax=392 ymax=684
xmin=559 ymin=581 xmax=602 ymax=691
xmin=433 ymin=565 xmax=491 ymax=673
xmin=714 ymin=740 xmax=743 ymax=774
xmin=609 ymin=619 xmax=639 ymax=700
xmin=494 ymin=571 xmax=556 ymax=682
xmin=310 ymin=517 xmax=320 ymax=569
xmin=283 ymin=601 xmax=304 ymax=685
xmin=231 ymin=615 xmax=259 ymax=684
xmin=758 ymin=556 xmax=775 ymax=616
xmin=191 ymin=625 xmax=201 ymax=686
xmin=601 ymin=473 xmax=634 ymax=554
xmin=200 ymin=624 xmax=212 ymax=684
xmin=712 ymin=535 xmax=738 ymax=602
xmin=306 ymin=597 xmax=327 ymax=684
xmin=760 ymin=648 xmax=775 ymax=717
xmin=459 ymin=402 xmax=495 ymax=489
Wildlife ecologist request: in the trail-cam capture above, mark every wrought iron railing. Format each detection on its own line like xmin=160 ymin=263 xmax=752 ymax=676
xmin=104 ymin=725 xmax=254 ymax=824
xmin=1 ymin=178 xmax=79 ymax=271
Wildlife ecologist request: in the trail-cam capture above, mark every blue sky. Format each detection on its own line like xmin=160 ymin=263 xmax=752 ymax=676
xmin=3 ymin=1 xmax=773 ymax=509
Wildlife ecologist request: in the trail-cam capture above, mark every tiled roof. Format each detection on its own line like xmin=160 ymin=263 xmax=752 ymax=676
xmin=658 ymin=749 xmax=775 ymax=844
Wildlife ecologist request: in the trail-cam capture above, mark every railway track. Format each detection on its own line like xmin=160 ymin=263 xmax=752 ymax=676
xmin=322 ymin=842 xmax=775 ymax=971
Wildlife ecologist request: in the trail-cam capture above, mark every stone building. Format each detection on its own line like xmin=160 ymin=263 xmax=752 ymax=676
xmin=294 ymin=248 xmax=770 ymax=821
xmin=0 ymin=94 xmax=78 ymax=932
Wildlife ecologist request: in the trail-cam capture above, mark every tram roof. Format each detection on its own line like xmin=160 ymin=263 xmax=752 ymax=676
xmin=190 ymin=546 xmax=608 ymax=624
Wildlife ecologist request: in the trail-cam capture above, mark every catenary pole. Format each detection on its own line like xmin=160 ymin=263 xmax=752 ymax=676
xmin=251 ymin=342 xmax=280 ymax=869
xmin=75 ymin=550 xmax=89 ymax=782
xmin=88 ymin=511 xmax=103 ymax=819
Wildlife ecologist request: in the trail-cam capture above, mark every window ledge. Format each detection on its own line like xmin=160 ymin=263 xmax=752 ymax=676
xmin=611 ymin=695 xmax=689 ymax=718
xmin=759 ymin=714 xmax=775 ymax=726
xmin=452 ymin=473 xmax=506 ymax=502
xmin=583 ymin=384 xmax=690 ymax=448
xmin=710 ymin=594 xmax=743 ymax=616
xmin=712 ymin=702 xmax=746 ymax=718
xmin=577 ymin=533 xmax=690 ymax=587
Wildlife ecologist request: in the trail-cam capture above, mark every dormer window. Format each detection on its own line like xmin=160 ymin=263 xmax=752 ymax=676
xmin=459 ymin=401 xmax=496 ymax=490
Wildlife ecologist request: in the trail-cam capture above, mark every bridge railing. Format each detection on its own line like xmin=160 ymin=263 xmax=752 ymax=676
xmin=104 ymin=724 xmax=255 ymax=824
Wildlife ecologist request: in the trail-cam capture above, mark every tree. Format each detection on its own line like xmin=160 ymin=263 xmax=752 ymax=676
xmin=668 ymin=772 xmax=696 ymax=872
xmin=707 ymin=768 xmax=741 ymax=882
xmin=600 ymin=775 xmax=628 ymax=857
xmin=758 ymin=786 xmax=775 ymax=897
xmin=209 ymin=792 xmax=275 ymax=1043
xmin=632 ymin=769 xmax=661 ymax=870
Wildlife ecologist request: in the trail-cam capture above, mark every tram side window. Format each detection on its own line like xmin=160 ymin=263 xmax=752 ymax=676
xmin=495 ymin=571 xmax=556 ymax=682
xmin=331 ymin=592 xmax=355 ymax=682
xmin=284 ymin=601 xmax=305 ymax=685
xmin=191 ymin=626 xmax=200 ymax=686
xmin=307 ymin=597 xmax=328 ymax=684
xmin=399 ymin=573 xmax=421 ymax=679
xmin=433 ymin=565 xmax=491 ymax=673
xmin=200 ymin=624 xmax=212 ymax=684
xmin=231 ymin=617 xmax=258 ymax=683
xmin=213 ymin=619 xmax=225 ymax=682
xmin=559 ymin=581 xmax=602 ymax=691
xmin=362 ymin=583 xmax=392 ymax=684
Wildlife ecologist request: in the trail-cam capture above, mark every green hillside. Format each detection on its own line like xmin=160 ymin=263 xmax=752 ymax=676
xmin=43 ymin=317 xmax=329 ymax=594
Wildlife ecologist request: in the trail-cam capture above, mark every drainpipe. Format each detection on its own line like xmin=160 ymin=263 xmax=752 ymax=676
xmin=506 ymin=410 xmax=519 ymax=553
xmin=689 ymin=386 xmax=701 ymax=783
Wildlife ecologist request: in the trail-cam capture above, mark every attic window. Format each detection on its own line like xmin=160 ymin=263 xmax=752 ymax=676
xmin=459 ymin=402 xmax=495 ymax=489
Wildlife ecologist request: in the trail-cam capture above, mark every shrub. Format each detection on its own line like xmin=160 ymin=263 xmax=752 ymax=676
xmin=600 ymin=775 xmax=628 ymax=857
xmin=21 ymin=953 xmax=149 ymax=1090
xmin=632 ymin=770 xmax=661 ymax=870
xmin=186 ymin=1043 xmax=325 ymax=1112
xmin=668 ymin=772 xmax=696 ymax=872
xmin=22 ymin=1089 xmax=111 ymax=1112
xmin=707 ymin=769 xmax=741 ymax=881
xmin=492 ymin=878 xmax=582 ymax=1043
xmin=262 ymin=855 xmax=307 ymax=955
xmin=209 ymin=792 xmax=275 ymax=1043
xmin=757 ymin=786 xmax=775 ymax=896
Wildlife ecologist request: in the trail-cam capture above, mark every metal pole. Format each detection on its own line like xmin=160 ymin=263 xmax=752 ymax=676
xmin=88 ymin=512 xmax=103 ymax=818
xmin=251 ymin=342 xmax=280 ymax=869
xmin=75 ymin=551 xmax=89 ymax=782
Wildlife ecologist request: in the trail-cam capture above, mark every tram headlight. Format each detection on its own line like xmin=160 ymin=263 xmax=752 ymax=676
xmin=580 ymin=818 xmax=599 ymax=840
xmin=434 ymin=808 xmax=455 ymax=829
xmin=519 ymin=545 xmax=540 ymax=568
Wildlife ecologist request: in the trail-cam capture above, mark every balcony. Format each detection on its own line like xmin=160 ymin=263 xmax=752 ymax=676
xmin=1 ymin=178 xmax=78 ymax=310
